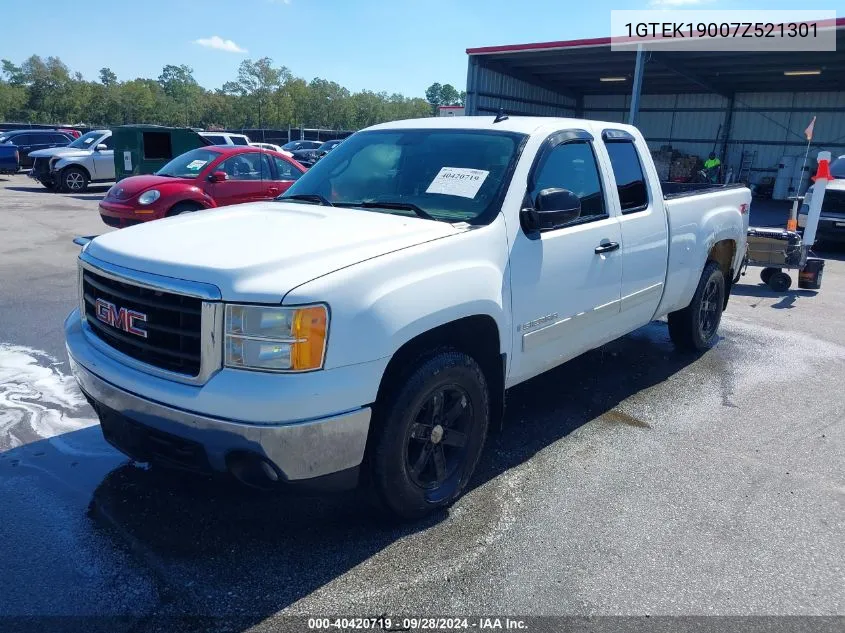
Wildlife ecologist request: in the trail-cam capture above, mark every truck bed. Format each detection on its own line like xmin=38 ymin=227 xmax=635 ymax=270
xmin=662 ymin=181 xmax=747 ymax=200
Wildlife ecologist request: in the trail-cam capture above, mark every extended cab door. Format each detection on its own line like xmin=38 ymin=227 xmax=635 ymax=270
xmin=508 ymin=130 xmax=624 ymax=384
xmin=208 ymin=152 xmax=274 ymax=206
xmin=599 ymin=130 xmax=669 ymax=331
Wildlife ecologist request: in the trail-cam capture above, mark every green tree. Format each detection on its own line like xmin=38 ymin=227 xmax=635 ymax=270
xmin=99 ymin=67 xmax=118 ymax=86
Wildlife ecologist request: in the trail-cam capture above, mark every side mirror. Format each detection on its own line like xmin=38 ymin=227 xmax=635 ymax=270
xmin=520 ymin=188 xmax=581 ymax=233
xmin=208 ymin=170 xmax=228 ymax=183
xmin=96 ymin=144 xmax=108 ymax=152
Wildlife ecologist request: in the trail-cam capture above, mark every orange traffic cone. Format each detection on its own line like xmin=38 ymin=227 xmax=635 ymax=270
xmin=812 ymin=157 xmax=832 ymax=182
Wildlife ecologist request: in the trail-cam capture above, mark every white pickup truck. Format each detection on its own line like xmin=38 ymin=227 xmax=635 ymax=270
xmin=65 ymin=116 xmax=750 ymax=519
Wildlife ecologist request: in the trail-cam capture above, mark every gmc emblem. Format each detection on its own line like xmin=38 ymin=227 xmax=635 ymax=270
xmin=95 ymin=298 xmax=148 ymax=338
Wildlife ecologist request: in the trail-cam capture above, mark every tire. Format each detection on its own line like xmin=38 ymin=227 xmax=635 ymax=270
xmin=768 ymin=271 xmax=792 ymax=292
xmin=60 ymin=166 xmax=89 ymax=193
xmin=668 ymin=260 xmax=726 ymax=352
xmin=370 ymin=350 xmax=490 ymax=520
xmin=39 ymin=180 xmax=57 ymax=191
xmin=760 ymin=267 xmax=779 ymax=285
xmin=167 ymin=201 xmax=203 ymax=216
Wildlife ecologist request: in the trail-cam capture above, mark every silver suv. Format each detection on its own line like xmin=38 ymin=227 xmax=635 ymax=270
xmin=29 ymin=130 xmax=114 ymax=192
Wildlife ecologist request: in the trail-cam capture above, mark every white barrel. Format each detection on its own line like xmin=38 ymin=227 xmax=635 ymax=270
xmin=773 ymin=155 xmax=796 ymax=200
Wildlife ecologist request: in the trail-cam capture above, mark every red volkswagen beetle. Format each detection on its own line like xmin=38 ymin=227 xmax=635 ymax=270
xmin=99 ymin=146 xmax=306 ymax=228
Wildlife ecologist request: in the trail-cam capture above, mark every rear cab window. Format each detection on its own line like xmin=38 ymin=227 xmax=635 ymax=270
xmin=603 ymin=132 xmax=649 ymax=214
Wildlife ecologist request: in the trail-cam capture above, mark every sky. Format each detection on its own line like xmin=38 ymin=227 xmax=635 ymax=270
xmin=4 ymin=0 xmax=842 ymax=98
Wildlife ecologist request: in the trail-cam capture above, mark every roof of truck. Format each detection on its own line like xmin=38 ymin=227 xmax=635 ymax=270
xmin=366 ymin=115 xmax=638 ymax=136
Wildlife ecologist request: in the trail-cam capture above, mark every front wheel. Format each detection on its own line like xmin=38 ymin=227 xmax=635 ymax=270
xmin=668 ymin=260 xmax=726 ymax=352
xmin=370 ymin=350 xmax=490 ymax=520
xmin=60 ymin=167 xmax=89 ymax=193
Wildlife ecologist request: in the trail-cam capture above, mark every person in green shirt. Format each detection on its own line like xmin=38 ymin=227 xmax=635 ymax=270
xmin=704 ymin=152 xmax=721 ymax=183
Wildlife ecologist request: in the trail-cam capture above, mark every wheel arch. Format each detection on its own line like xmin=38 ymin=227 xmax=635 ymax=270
xmin=707 ymin=238 xmax=736 ymax=309
xmin=59 ymin=161 xmax=92 ymax=181
xmin=373 ymin=314 xmax=506 ymax=433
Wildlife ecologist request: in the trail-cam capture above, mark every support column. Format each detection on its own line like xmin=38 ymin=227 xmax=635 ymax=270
xmin=720 ymin=92 xmax=735 ymax=162
xmin=628 ymin=44 xmax=645 ymax=126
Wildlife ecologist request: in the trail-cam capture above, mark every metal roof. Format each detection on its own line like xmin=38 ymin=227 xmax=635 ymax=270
xmin=466 ymin=19 xmax=845 ymax=96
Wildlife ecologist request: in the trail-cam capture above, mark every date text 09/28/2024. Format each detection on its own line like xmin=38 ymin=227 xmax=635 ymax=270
xmin=307 ymin=617 xmax=528 ymax=630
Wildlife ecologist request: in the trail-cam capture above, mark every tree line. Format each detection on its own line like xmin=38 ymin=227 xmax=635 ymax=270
xmin=0 ymin=55 xmax=456 ymax=131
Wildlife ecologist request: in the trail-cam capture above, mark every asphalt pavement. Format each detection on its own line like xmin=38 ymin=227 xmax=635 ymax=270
xmin=0 ymin=173 xmax=842 ymax=632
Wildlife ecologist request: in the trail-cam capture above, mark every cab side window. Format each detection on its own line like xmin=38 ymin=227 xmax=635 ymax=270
xmin=273 ymin=156 xmax=303 ymax=180
xmin=605 ymin=141 xmax=649 ymax=213
xmin=530 ymin=140 xmax=606 ymax=221
xmin=99 ymin=135 xmax=114 ymax=150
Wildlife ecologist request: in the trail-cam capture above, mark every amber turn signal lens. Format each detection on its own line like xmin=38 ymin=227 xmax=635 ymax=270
xmin=291 ymin=305 xmax=328 ymax=370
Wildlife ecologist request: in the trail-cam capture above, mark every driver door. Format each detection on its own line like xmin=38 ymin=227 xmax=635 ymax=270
xmin=209 ymin=153 xmax=274 ymax=206
xmin=508 ymin=131 xmax=624 ymax=384
xmin=91 ymin=134 xmax=114 ymax=179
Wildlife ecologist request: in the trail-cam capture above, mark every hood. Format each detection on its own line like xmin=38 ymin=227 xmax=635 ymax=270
xmin=109 ymin=175 xmax=193 ymax=199
xmin=86 ymin=201 xmax=464 ymax=302
xmin=28 ymin=146 xmax=90 ymax=159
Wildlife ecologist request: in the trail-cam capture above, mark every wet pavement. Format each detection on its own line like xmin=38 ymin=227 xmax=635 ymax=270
xmin=1 ymin=175 xmax=843 ymax=631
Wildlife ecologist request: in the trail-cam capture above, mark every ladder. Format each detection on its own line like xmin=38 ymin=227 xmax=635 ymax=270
xmin=738 ymin=150 xmax=756 ymax=184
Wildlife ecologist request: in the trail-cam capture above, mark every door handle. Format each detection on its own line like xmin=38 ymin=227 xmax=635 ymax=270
xmin=594 ymin=241 xmax=620 ymax=254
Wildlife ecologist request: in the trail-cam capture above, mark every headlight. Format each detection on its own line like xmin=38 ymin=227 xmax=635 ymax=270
xmin=224 ymin=304 xmax=328 ymax=372
xmin=138 ymin=189 xmax=161 ymax=205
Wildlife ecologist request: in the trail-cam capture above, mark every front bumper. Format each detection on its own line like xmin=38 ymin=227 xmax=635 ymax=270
xmin=66 ymin=310 xmax=380 ymax=484
xmin=98 ymin=200 xmax=154 ymax=228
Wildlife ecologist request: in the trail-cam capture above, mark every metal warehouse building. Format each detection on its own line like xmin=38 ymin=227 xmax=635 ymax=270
xmin=464 ymin=20 xmax=845 ymax=198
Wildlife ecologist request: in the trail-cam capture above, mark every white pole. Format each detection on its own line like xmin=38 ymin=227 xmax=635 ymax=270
xmin=802 ymin=151 xmax=831 ymax=247
xmin=796 ymin=137 xmax=812 ymax=196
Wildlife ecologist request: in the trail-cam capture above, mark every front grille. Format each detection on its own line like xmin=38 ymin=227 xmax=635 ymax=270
xmin=822 ymin=190 xmax=845 ymax=215
xmin=100 ymin=216 xmax=141 ymax=228
xmin=82 ymin=269 xmax=203 ymax=376
xmin=31 ymin=158 xmax=50 ymax=178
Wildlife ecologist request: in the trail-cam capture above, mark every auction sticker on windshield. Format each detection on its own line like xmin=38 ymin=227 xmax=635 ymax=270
xmin=426 ymin=167 xmax=489 ymax=199
xmin=186 ymin=160 xmax=207 ymax=170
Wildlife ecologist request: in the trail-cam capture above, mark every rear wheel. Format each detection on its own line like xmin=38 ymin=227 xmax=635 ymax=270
xmin=370 ymin=350 xmax=489 ymax=520
xmin=668 ymin=260 xmax=725 ymax=352
xmin=167 ymin=201 xmax=203 ymax=216
xmin=60 ymin=167 xmax=89 ymax=193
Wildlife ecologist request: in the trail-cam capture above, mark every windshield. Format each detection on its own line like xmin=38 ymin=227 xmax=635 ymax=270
xmin=830 ymin=155 xmax=845 ymax=179
xmin=282 ymin=141 xmax=303 ymax=151
xmin=319 ymin=141 xmax=339 ymax=151
xmin=279 ymin=129 xmax=525 ymax=223
xmin=156 ymin=148 xmax=221 ymax=178
xmin=68 ymin=131 xmax=105 ymax=149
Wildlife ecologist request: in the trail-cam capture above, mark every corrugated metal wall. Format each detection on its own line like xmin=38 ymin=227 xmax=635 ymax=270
xmin=466 ymin=57 xmax=845 ymax=186
xmin=465 ymin=59 xmax=576 ymax=118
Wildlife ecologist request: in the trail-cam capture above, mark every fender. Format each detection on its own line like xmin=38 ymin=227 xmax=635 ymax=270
xmin=282 ymin=219 xmax=512 ymax=372
xmin=53 ymin=156 xmax=93 ymax=179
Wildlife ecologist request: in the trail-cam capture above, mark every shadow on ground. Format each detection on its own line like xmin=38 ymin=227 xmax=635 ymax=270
xmin=2 ymin=322 xmax=702 ymax=629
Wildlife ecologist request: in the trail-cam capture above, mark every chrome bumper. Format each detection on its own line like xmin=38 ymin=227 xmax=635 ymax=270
xmin=69 ymin=355 xmax=371 ymax=482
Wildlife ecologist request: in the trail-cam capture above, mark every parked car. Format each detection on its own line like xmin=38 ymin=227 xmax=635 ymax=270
xmin=199 ymin=131 xmax=251 ymax=146
xmin=57 ymin=128 xmax=82 ymax=140
xmin=0 ymin=129 xmax=73 ymax=168
xmin=0 ymin=145 xmax=19 ymax=174
xmin=290 ymin=139 xmax=344 ymax=166
xmin=98 ymin=145 xmax=305 ymax=227
xmin=281 ymin=140 xmax=322 ymax=152
xmin=66 ymin=116 xmax=750 ymax=519
xmin=249 ymin=142 xmax=294 ymax=157
xmin=29 ymin=129 xmax=114 ymax=192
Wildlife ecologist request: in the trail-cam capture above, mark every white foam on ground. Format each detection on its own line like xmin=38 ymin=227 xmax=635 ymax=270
xmin=0 ymin=344 xmax=97 ymax=450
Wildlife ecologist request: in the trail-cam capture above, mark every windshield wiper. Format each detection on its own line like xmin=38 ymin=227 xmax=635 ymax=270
xmin=277 ymin=193 xmax=334 ymax=206
xmin=356 ymin=200 xmax=437 ymax=221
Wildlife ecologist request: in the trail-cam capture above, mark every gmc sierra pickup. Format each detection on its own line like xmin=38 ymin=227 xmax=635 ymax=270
xmin=65 ymin=116 xmax=750 ymax=519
